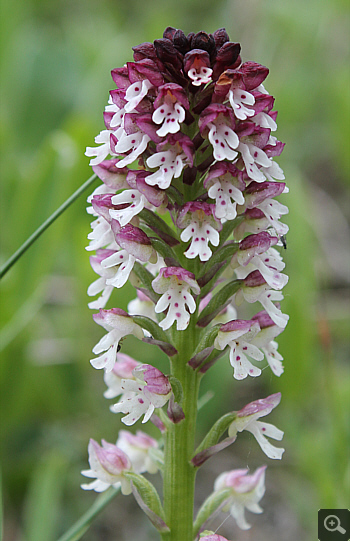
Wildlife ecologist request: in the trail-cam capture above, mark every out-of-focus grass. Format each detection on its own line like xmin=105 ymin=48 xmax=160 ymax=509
xmin=1 ymin=1 xmax=349 ymax=540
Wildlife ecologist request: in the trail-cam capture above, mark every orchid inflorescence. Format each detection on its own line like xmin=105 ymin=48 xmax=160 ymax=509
xmin=82 ymin=26 xmax=289 ymax=540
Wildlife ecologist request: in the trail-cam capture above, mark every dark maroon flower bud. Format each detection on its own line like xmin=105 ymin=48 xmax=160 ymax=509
xmin=163 ymin=26 xmax=177 ymax=40
xmin=216 ymin=41 xmax=241 ymax=66
xmin=183 ymin=166 xmax=197 ymax=186
xmin=173 ymin=29 xmax=190 ymax=54
xmin=212 ymin=42 xmax=242 ymax=80
xmin=190 ymin=31 xmax=216 ymax=59
xmin=240 ymin=61 xmax=269 ymax=90
xmin=213 ymin=28 xmax=230 ymax=49
xmin=132 ymin=42 xmax=158 ymax=62
xmin=154 ymin=38 xmax=183 ymax=71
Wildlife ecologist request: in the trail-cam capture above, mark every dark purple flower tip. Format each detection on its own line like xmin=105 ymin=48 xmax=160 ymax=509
xmin=167 ymin=397 xmax=185 ymax=424
xmin=127 ymin=59 xmax=164 ymax=87
xmin=236 ymin=392 xmax=281 ymax=418
xmin=154 ymin=83 xmax=190 ymax=110
xmin=163 ymin=26 xmax=177 ymax=41
xmin=178 ymin=200 xmax=213 ymax=217
xmin=244 ymin=181 xmax=286 ymax=207
xmin=132 ymin=42 xmax=158 ymax=62
xmin=183 ymin=166 xmax=198 ymax=186
xmin=234 ymin=121 xmax=257 ymax=138
xmin=172 ymin=28 xmax=190 ymax=54
xmin=219 ymin=318 xmax=257 ymax=333
xmin=252 ymin=309 xmax=277 ymax=329
xmin=154 ymin=38 xmax=184 ymax=72
xmin=190 ymin=31 xmax=216 ymax=59
xmin=213 ymin=27 xmax=230 ymax=49
xmin=212 ymin=41 xmax=241 ymax=80
xmin=176 ymin=201 xmax=222 ymax=230
xmin=244 ymin=270 xmax=267 ymax=287
xmin=142 ymin=365 xmax=172 ymax=395
xmin=239 ymin=231 xmax=278 ymax=253
xmin=241 ymin=126 xmax=271 ymax=149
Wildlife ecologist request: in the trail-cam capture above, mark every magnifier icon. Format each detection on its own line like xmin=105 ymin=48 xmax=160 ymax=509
xmin=324 ymin=514 xmax=346 ymax=534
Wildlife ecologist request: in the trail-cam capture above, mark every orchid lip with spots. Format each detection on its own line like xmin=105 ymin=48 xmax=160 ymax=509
xmin=82 ymin=25 xmax=290 ymax=540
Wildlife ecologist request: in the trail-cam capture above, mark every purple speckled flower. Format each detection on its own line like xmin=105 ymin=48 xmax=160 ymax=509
xmin=152 ymin=266 xmax=200 ymax=330
xmin=177 ymin=202 xmax=222 ymax=261
xmin=229 ymin=393 xmax=284 ymax=459
xmin=214 ymin=465 xmax=267 ymax=530
xmin=214 ymin=319 xmax=264 ymax=380
xmin=111 ymin=364 xmax=172 ymax=425
xmin=91 ymin=308 xmax=144 ymax=372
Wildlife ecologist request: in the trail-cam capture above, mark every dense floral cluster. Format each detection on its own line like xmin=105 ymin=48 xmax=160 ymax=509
xmin=83 ymin=27 xmax=288 ymax=538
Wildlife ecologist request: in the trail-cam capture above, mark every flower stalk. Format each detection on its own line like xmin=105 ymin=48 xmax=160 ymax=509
xmin=79 ymin=26 xmax=290 ymax=541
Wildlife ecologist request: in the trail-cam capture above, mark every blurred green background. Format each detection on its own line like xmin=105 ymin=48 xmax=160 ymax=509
xmin=1 ymin=0 xmax=349 ymax=540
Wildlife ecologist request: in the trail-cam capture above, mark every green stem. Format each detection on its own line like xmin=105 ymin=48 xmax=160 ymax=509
xmin=0 ymin=173 xmax=97 ymax=279
xmin=161 ymin=322 xmax=201 ymax=541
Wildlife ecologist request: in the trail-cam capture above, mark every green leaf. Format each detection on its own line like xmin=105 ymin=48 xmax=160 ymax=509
xmin=168 ymin=375 xmax=183 ymax=405
xmin=139 ymin=208 xmax=180 ymax=244
xmin=131 ymin=262 xmax=159 ymax=303
xmin=193 ymin=488 xmax=231 ymax=536
xmin=193 ymin=412 xmax=237 ymax=457
xmin=220 ymin=214 xmax=245 ymax=244
xmin=149 ymin=237 xmax=180 ymax=263
xmin=132 ymin=315 xmax=172 ymax=346
xmin=125 ymin=472 xmax=169 ymax=532
xmin=197 ymin=280 xmax=242 ymax=327
xmin=197 ymin=242 xmax=238 ymax=281
xmin=188 ymin=325 xmax=221 ymax=370
xmin=57 ymin=487 xmax=120 ymax=541
xmin=165 ymin=185 xmax=184 ymax=206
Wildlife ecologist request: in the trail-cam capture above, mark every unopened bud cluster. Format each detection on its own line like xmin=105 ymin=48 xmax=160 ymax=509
xmin=83 ymin=26 xmax=289 ymax=537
